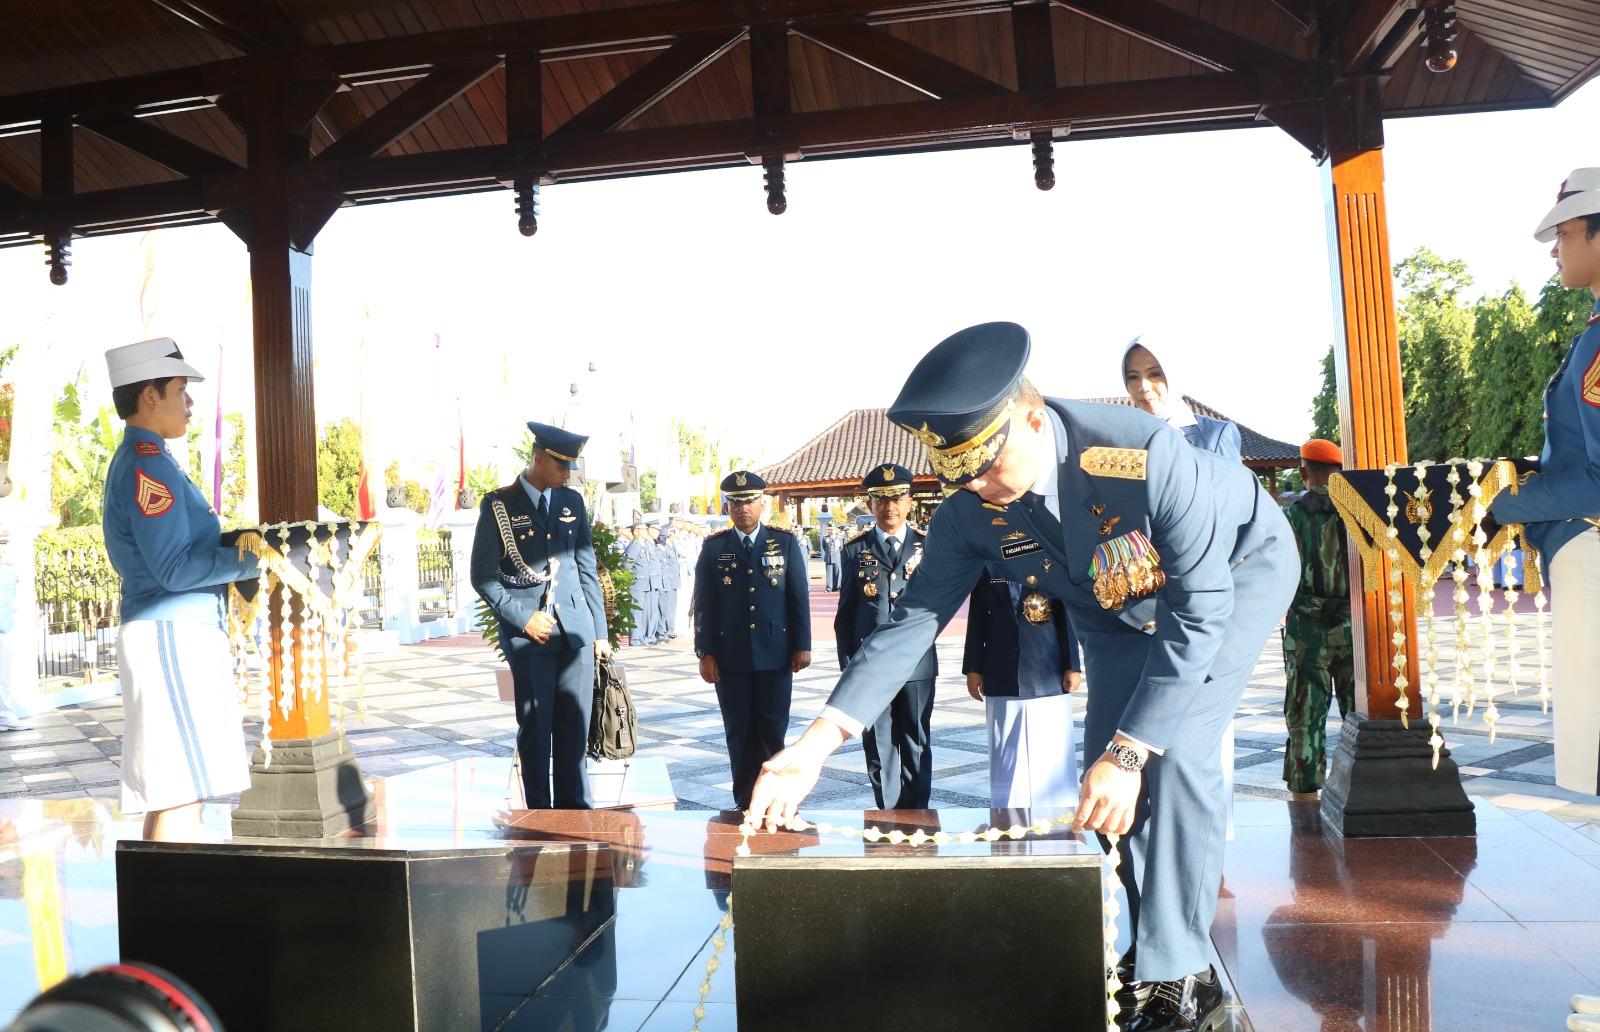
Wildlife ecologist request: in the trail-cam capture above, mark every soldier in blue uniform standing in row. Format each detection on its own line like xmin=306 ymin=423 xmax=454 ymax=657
xmin=693 ymin=471 xmax=812 ymax=811
xmin=751 ymin=323 xmax=1298 ymax=1032
xmin=834 ymin=463 xmax=937 ymax=810
xmin=470 ymin=421 xmax=611 ymax=809
xmin=101 ymin=338 xmax=261 ymax=841
xmin=660 ymin=526 xmax=681 ymax=640
xmin=622 ymin=524 xmax=654 ymax=646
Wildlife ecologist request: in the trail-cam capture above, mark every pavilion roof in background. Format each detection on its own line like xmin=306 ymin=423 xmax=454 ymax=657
xmin=1 ymin=0 xmax=1598 ymax=249
xmin=758 ymin=395 xmax=1300 ymax=491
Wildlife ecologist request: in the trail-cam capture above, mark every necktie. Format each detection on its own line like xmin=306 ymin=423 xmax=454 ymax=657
xmin=886 ymin=536 xmax=901 ymax=568
xmin=1020 ymin=491 xmax=1063 ymax=547
xmin=740 ymin=534 xmax=753 ymax=560
xmin=536 ymin=494 xmax=547 ymax=519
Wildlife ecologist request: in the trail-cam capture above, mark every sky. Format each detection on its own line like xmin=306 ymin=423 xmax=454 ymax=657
xmin=3 ymin=75 xmax=1597 ymax=490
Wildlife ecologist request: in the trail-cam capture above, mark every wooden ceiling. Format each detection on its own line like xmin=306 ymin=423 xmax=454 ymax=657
xmin=0 ymin=0 xmax=1595 ymax=250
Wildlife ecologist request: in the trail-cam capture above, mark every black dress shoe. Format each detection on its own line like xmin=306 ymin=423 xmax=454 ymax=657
xmin=1112 ymin=945 xmax=1153 ymax=1018
xmin=1121 ymin=966 xmax=1226 ymax=1032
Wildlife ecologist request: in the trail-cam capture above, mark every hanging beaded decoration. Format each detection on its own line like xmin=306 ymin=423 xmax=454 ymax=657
xmin=227 ymin=519 xmax=381 ymax=763
xmin=1382 ymin=464 xmax=1409 ymax=727
xmin=1411 ymin=460 xmax=1446 ymax=768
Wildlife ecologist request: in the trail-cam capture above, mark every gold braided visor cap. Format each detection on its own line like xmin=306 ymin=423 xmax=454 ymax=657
xmin=903 ymin=399 xmax=1015 ymax=485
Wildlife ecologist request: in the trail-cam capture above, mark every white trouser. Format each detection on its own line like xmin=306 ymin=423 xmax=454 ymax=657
xmin=1551 ymin=529 xmax=1600 ymax=795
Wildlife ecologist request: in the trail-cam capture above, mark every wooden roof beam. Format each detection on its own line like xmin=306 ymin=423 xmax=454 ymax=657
xmin=546 ymin=29 xmax=746 ymax=141
xmin=1055 ymin=0 xmax=1294 ymax=73
xmin=318 ymin=58 xmax=500 ymax=162
xmin=149 ymin=0 xmax=300 ymax=53
xmin=1329 ymin=0 xmax=1413 ymax=74
xmin=78 ymin=111 xmax=241 ymax=177
xmin=794 ymin=22 xmax=1010 ymax=99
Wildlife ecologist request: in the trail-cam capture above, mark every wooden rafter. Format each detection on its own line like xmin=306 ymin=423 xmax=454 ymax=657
xmin=1055 ymin=0 xmax=1291 ymax=73
xmin=0 ymin=69 xmax=1320 ymax=238
xmin=1329 ymin=0 xmax=1414 ymax=74
xmin=1012 ymin=2 xmax=1057 ymax=93
xmin=317 ymin=58 xmax=500 ymax=162
xmin=77 ymin=111 xmax=241 ymax=177
xmin=546 ymin=29 xmax=746 ymax=141
xmin=793 ymin=21 xmax=1009 ymax=99
xmin=148 ymin=0 xmax=299 ymax=53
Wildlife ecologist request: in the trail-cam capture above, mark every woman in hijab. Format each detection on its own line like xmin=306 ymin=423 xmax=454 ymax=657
xmin=1122 ymin=335 xmax=1243 ymax=458
xmin=1121 ymin=335 xmax=1240 ymax=835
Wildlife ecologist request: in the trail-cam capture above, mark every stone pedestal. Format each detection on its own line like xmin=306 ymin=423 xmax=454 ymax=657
xmin=117 ymin=837 xmax=615 ymax=1032
xmin=442 ymin=505 xmax=478 ymax=620
xmin=232 ymin=730 xmax=375 ymax=838
xmin=732 ymin=846 xmax=1105 ymax=1030
xmin=380 ymin=504 xmax=422 ymax=640
xmin=1321 ymin=715 xmax=1476 ymax=838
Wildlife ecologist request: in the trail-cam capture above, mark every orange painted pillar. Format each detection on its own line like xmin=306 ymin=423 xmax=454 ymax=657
xmin=1324 ymin=147 xmax=1421 ymax=721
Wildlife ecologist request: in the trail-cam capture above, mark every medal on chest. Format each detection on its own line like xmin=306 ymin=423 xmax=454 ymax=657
xmin=1020 ymin=574 xmax=1053 ymax=624
xmin=1089 ymin=528 xmax=1165 ymax=611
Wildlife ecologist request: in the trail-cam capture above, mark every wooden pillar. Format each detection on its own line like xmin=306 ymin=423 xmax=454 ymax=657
xmin=1320 ymin=141 xmax=1472 ymax=837
xmin=1324 ymin=147 xmax=1420 ymax=721
xmin=230 ymin=61 xmax=370 ymax=837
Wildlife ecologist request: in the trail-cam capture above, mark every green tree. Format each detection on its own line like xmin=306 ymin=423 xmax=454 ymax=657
xmin=317 ymin=419 xmax=363 ymax=519
xmin=640 ymin=468 xmax=658 ymax=510
xmin=1395 ymin=248 xmax=1474 ymax=461
xmin=51 ymin=380 xmax=119 ymax=528
xmin=1310 ymin=344 xmax=1340 ymax=443
xmin=1465 ymin=284 xmax=1538 ymax=458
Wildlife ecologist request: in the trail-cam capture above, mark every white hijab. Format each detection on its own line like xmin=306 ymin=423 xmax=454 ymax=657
xmin=1121 ymin=335 xmax=1197 ymax=430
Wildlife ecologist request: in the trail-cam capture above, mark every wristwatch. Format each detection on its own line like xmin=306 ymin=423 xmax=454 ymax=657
xmin=1107 ymin=742 xmax=1148 ymax=773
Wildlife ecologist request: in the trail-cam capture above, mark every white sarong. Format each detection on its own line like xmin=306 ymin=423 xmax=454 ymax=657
xmin=1551 ymin=529 xmax=1600 ymax=795
xmin=117 ymin=620 xmax=250 ymax=813
xmin=987 ymin=692 xmax=1079 ymax=809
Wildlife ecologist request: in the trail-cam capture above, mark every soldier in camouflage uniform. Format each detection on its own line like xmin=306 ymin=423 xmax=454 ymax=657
xmin=1282 ymin=439 xmax=1355 ymax=796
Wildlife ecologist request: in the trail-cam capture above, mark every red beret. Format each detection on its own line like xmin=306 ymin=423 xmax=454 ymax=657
xmin=1300 ymin=439 xmax=1343 ymax=466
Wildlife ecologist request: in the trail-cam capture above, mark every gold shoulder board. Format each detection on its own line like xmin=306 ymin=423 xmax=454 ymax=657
xmin=1080 ymin=446 xmax=1148 ymax=481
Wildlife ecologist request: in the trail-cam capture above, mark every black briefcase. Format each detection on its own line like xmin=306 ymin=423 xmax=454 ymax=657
xmin=587 ymin=654 xmax=638 ymax=760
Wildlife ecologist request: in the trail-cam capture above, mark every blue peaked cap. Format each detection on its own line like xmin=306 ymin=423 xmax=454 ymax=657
xmin=887 ymin=322 xmax=1030 ymax=484
xmin=526 ymin=421 xmax=588 ymax=466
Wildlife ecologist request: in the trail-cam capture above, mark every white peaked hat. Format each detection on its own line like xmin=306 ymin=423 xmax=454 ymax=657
xmin=1535 ymin=168 xmax=1600 ymax=243
xmin=104 ymin=337 xmax=205 ymax=388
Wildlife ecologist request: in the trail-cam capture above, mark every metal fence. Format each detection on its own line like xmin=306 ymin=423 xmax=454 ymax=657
xmin=36 ymin=559 xmax=121 ymax=681
xmin=361 ymin=549 xmax=386 ymax=629
xmin=417 ymin=530 xmax=456 ymax=622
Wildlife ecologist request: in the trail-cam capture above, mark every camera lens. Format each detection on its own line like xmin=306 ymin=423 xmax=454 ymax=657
xmin=7 ymin=963 xmax=222 ymax=1032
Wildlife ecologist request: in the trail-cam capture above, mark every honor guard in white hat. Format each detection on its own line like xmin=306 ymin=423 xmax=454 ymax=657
xmin=100 ymin=337 xmax=259 ymax=840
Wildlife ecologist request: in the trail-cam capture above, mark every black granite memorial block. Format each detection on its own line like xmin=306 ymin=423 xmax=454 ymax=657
xmin=117 ymin=838 xmax=615 ymax=1032
xmin=732 ymin=848 xmax=1105 ymax=1031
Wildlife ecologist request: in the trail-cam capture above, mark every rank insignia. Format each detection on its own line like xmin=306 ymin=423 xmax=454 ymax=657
xmin=134 ymin=441 xmax=160 ymax=457
xmin=722 ymin=576 xmax=733 ymax=586
xmin=1583 ymin=349 xmax=1600 ymax=408
xmin=1099 ymin=516 xmax=1121 ymax=537
xmin=991 ymin=517 xmax=1008 ymax=526
xmin=1080 ymin=447 xmax=1148 ymax=480
xmin=1090 ymin=504 xmax=1106 ymax=517
xmin=1001 ymin=530 xmax=1026 ymax=542
xmin=134 ymin=469 xmax=174 ymax=517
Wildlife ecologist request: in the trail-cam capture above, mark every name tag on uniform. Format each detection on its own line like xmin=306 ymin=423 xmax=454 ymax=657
xmin=511 ymin=514 xmax=532 ymax=527
xmin=718 ymin=553 xmax=736 ymax=562
xmin=1001 ymin=538 xmax=1042 ymax=559
xmin=859 ymin=554 xmax=878 ymax=566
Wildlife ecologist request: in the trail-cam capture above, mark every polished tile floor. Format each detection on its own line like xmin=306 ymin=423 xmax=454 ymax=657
xmin=1 ymin=578 xmax=1593 ymax=1030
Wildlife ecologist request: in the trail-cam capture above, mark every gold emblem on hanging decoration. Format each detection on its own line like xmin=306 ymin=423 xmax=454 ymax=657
xmin=1402 ymin=490 xmax=1427 ymax=524
xmin=1080 ymin=447 xmax=1148 ymax=481
xmin=1021 ymin=591 xmax=1053 ymax=624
